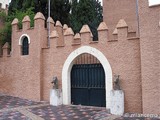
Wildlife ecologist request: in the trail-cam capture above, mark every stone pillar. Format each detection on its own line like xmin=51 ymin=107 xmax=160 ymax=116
xmin=64 ymin=27 xmax=74 ymax=46
xmin=2 ymin=42 xmax=10 ymax=57
xmin=97 ymin=22 xmax=109 ymax=44
xmin=116 ymin=19 xmax=128 ymax=41
xmin=80 ymin=25 xmax=93 ymax=44
xmin=47 ymin=17 xmax=55 ymax=33
xmin=110 ymin=90 xmax=124 ymax=115
xmin=22 ymin=15 xmax=30 ymax=30
xmin=55 ymin=21 xmax=64 ymax=47
xmin=50 ymin=89 xmax=62 ymax=106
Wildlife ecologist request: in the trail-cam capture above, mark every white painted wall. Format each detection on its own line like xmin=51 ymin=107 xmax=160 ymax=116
xmin=0 ymin=0 xmax=9 ymax=9
xmin=149 ymin=0 xmax=160 ymax=6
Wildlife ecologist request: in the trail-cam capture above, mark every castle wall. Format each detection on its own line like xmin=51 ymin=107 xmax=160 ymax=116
xmin=138 ymin=0 xmax=160 ymax=114
xmin=0 ymin=55 xmax=41 ymax=101
xmin=0 ymin=14 xmax=47 ymax=101
xmin=1 ymin=0 xmax=160 ymax=114
xmin=41 ymin=21 xmax=142 ymax=112
xmin=0 ymin=14 xmax=142 ymax=113
xmin=103 ymin=0 xmax=138 ymax=38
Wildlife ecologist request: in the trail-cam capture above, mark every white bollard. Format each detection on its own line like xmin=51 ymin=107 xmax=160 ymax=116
xmin=50 ymin=89 xmax=62 ymax=106
xmin=110 ymin=90 xmax=124 ymax=115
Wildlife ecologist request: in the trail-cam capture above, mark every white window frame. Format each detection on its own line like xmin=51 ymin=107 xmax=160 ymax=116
xmin=19 ymin=34 xmax=30 ymax=45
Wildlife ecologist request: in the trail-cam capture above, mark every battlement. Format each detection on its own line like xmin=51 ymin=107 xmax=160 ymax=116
xmin=111 ymin=19 xmax=138 ymax=42
xmin=1 ymin=12 xmax=139 ymax=58
xmin=0 ymin=1 xmax=159 ymax=114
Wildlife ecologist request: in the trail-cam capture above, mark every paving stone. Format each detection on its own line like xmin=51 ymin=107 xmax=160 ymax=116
xmin=0 ymin=95 xmax=160 ymax=120
xmin=0 ymin=111 xmax=30 ymax=120
xmin=0 ymin=95 xmax=42 ymax=110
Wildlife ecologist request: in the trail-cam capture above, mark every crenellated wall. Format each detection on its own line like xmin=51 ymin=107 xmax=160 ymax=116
xmin=0 ymin=12 xmax=142 ymax=113
xmin=102 ymin=0 xmax=160 ymax=114
xmin=0 ymin=0 xmax=158 ymax=115
xmin=0 ymin=13 xmax=48 ymax=101
xmin=103 ymin=0 xmax=138 ymax=39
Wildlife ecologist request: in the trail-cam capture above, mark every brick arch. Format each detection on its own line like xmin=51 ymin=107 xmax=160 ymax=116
xmin=62 ymin=46 xmax=113 ymax=109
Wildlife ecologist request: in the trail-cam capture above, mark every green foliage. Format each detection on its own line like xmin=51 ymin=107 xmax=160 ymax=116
xmin=0 ymin=8 xmax=35 ymax=45
xmin=9 ymin=0 xmax=71 ymax=25
xmin=34 ymin=0 xmax=71 ymax=25
xmin=1 ymin=0 xmax=102 ymax=46
xmin=70 ymin=0 xmax=103 ymax=40
xmin=0 ymin=11 xmax=7 ymax=22
xmin=0 ymin=11 xmax=10 ymax=46
xmin=50 ymin=0 xmax=71 ymax=25
xmin=8 ymin=0 xmax=34 ymax=14
xmin=9 ymin=8 xmax=35 ymax=28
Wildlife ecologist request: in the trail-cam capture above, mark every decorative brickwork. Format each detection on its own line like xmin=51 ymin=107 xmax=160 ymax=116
xmin=0 ymin=0 xmax=159 ymax=114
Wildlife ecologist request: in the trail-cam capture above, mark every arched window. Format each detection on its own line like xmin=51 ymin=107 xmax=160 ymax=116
xmin=22 ymin=37 xmax=29 ymax=55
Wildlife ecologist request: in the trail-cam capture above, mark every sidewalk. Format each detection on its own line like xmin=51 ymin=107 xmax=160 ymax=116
xmin=0 ymin=94 xmax=159 ymax=120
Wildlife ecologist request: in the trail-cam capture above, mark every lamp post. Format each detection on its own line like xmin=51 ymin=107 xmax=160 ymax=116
xmin=136 ymin=0 xmax=140 ymax=37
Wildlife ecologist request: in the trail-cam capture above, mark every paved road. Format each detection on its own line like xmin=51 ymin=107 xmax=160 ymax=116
xmin=0 ymin=94 xmax=159 ymax=120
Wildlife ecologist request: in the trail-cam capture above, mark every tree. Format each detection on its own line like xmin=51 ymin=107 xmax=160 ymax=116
xmin=2 ymin=0 xmax=71 ymax=46
xmin=8 ymin=0 xmax=34 ymax=13
xmin=9 ymin=0 xmax=71 ymax=25
xmin=0 ymin=8 xmax=35 ymax=46
xmin=70 ymin=0 xmax=103 ymax=40
xmin=50 ymin=0 xmax=71 ymax=25
xmin=2 ymin=0 xmax=102 ymax=46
